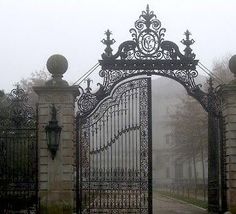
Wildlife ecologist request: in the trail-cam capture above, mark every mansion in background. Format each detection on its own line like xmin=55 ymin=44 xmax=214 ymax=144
xmin=152 ymin=77 xmax=208 ymax=189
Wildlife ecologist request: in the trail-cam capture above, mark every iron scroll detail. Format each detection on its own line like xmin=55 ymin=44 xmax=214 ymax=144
xmin=76 ymin=5 xmax=223 ymax=213
xmin=0 ymin=85 xmax=35 ymax=128
xmin=77 ymin=78 xmax=152 ymax=213
xmin=101 ymin=5 xmax=196 ymax=62
xmin=77 ymin=5 xmax=220 ymax=118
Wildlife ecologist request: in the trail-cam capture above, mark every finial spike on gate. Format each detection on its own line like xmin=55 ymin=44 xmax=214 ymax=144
xmin=85 ymin=78 xmax=93 ymax=93
xmin=146 ymin=4 xmax=150 ymax=13
xmin=101 ymin=29 xmax=116 ymax=58
xmin=181 ymin=30 xmax=196 ymax=59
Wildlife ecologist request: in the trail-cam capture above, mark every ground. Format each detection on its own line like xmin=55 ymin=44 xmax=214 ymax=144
xmin=153 ymin=192 xmax=207 ymax=214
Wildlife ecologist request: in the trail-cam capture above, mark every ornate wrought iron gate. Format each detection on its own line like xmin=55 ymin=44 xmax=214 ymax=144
xmin=0 ymin=86 xmax=38 ymax=213
xmin=77 ymin=78 xmax=152 ymax=213
xmin=76 ymin=5 xmax=226 ymax=213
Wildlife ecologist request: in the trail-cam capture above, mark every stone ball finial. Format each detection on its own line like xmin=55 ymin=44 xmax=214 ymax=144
xmin=45 ymin=54 xmax=69 ymax=87
xmin=46 ymin=54 xmax=68 ymax=78
xmin=229 ymin=55 xmax=236 ymax=77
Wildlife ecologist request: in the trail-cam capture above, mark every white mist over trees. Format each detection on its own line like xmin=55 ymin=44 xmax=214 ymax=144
xmin=152 ymin=55 xmax=232 ymax=201
xmin=19 ymin=69 xmax=50 ymax=108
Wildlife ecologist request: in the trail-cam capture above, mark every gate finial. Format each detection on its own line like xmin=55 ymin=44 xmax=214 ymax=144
xmin=101 ymin=30 xmax=116 ymax=57
xmin=229 ymin=55 xmax=236 ymax=79
xmin=146 ymin=4 xmax=150 ymax=13
xmin=181 ymin=30 xmax=195 ymax=59
xmin=85 ymin=78 xmax=93 ymax=93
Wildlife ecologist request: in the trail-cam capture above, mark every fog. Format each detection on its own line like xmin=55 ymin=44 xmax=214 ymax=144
xmin=0 ymin=0 xmax=236 ymax=92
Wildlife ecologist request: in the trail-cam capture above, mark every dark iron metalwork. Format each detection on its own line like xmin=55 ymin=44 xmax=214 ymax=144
xmin=77 ymin=78 xmax=152 ymax=213
xmin=181 ymin=30 xmax=195 ymax=59
xmin=77 ymin=5 xmax=219 ymax=118
xmin=207 ymin=78 xmax=220 ymax=212
xmin=0 ymin=85 xmax=38 ymax=213
xmin=0 ymin=85 xmax=35 ymax=128
xmin=219 ymin=112 xmax=227 ymax=212
xmin=76 ymin=5 xmax=224 ymax=213
xmin=206 ymin=78 xmax=228 ymax=213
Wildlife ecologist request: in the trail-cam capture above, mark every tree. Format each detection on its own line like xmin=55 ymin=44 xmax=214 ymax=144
xmin=19 ymin=69 xmax=50 ymax=108
xmin=0 ymin=90 xmax=8 ymax=127
xmin=166 ymin=56 xmax=233 ymax=198
xmin=212 ymin=54 xmax=234 ymax=86
xmin=167 ymin=94 xmax=208 ymax=189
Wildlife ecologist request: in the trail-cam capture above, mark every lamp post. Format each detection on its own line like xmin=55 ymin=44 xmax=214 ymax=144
xmin=45 ymin=104 xmax=62 ymax=160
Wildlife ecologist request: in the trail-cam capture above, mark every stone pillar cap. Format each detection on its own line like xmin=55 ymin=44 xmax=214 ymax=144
xmin=45 ymin=54 xmax=69 ymax=87
xmin=229 ymin=55 xmax=236 ymax=77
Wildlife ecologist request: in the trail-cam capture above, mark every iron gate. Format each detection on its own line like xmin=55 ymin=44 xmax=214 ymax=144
xmin=75 ymin=5 xmax=226 ymax=213
xmin=77 ymin=78 xmax=152 ymax=213
xmin=0 ymin=86 xmax=38 ymax=213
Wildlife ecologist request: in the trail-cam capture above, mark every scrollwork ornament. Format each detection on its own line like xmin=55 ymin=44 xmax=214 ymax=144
xmin=129 ymin=6 xmax=167 ymax=59
xmin=78 ymin=79 xmax=150 ymax=213
xmin=189 ymin=69 xmax=198 ymax=78
xmin=0 ymin=85 xmax=35 ymax=128
xmin=100 ymin=5 xmax=196 ymax=64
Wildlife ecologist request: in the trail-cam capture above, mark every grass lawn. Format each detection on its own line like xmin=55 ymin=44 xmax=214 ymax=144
xmin=157 ymin=191 xmax=208 ymax=209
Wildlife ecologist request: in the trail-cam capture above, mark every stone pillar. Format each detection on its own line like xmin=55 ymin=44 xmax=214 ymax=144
xmin=34 ymin=55 xmax=79 ymax=213
xmin=220 ymin=55 xmax=236 ymax=214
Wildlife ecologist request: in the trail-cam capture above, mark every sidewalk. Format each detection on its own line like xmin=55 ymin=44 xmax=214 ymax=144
xmin=153 ymin=192 xmax=207 ymax=214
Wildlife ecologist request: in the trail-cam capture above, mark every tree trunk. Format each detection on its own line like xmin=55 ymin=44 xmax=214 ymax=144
xmin=192 ymin=147 xmax=197 ymax=198
xmin=200 ymin=140 xmax=206 ymax=201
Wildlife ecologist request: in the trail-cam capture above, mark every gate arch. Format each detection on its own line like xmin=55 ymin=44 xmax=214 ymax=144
xmin=76 ymin=5 xmax=224 ymax=213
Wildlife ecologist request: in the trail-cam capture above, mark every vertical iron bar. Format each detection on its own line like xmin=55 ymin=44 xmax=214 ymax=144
xmin=147 ymin=78 xmax=153 ymax=214
xmin=36 ymin=104 xmax=39 ymax=212
xmin=132 ymin=87 xmax=135 ymax=185
xmin=128 ymin=89 xmax=131 ymax=194
xmin=103 ymin=117 xmax=106 ymax=183
xmin=114 ymin=104 xmax=116 ymax=180
xmin=76 ymin=116 xmax=81 ymax=214
xmin=208 ymin=106 xmax=220 ymax=212
xmin=27 ymin=130 xmax=30 ymax=212
xmin=95 ymin=122 xmax=98 ymax=181
xmin=135 ymin=88 xmax=138 ymax=175
xmin=106 ymin=111 xmax=109 ymax=183
xmin=121 ymin=98 xmax=124 ymax=177
xmin=219 ymin=113 xmax=227 ymax=212
xmin=99 ymin=119 xmax=102 ymax=209
xmin=118 ymin=104 xmax=120 ymax=182
xmin=124 ymin=92 xmax=127 ymax=179
xmin=110 ymin=106 xmax=113 ymax=186
xmin=138 ymin=86 xmax=142 ymax=213
xmin=88 ymin=122 xmax=91 ymax=212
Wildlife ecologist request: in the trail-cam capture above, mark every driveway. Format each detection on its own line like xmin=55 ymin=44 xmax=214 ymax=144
xmin=153 ymin=192 xmax=207 ymax=214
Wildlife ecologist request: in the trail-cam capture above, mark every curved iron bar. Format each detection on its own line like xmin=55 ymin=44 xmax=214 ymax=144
xmin=77 ymin=78 xmax=146 ymax=125
xmin=90 ymin=125 xmax=140 ymax=154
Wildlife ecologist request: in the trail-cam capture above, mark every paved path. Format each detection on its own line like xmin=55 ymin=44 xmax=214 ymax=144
xmin=153 ymin=192 xmax=207 ymax=214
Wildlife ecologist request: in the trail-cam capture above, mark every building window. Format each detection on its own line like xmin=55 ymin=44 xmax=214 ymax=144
xmin=166 ymin=167 xmax=170 ymax=178
xmin=166 ymin=134 xmax=172 ymax=145
xmin=188 ymin=165 xmax=192 ymax=179
xmin=175 ymin=162 xmax=183 ymax=181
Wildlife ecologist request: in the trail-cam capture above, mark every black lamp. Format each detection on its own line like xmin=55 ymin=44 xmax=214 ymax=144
xmin=45 ymin=104 xmax=62 ymax=160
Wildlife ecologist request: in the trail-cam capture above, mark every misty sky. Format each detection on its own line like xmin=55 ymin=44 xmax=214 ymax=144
xmin=0 ymin=0 xmax=235 ymax=92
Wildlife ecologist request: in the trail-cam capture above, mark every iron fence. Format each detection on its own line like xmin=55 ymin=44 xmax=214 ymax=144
xmin=0 ymin=128 xmax=39 ymax=213
xmin=157 ymin=182 xmax=208 ymax=202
